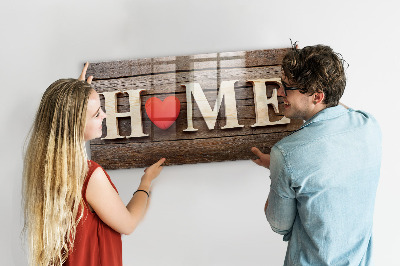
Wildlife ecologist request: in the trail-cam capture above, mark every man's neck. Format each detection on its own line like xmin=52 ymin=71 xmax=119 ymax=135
xmin=304 ymin=104 xmax=327 ymax=121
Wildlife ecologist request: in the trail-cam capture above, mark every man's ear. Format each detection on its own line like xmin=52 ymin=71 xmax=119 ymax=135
xmin=313 ymin=92 xmax=325 ymax=104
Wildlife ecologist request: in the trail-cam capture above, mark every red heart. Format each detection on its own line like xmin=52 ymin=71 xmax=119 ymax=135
xmin=145 ymin=96 xmax=181 ymax=130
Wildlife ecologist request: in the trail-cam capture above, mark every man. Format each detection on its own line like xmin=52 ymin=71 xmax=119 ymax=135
xmin=251 ymin=44 xmax=381 ymax=265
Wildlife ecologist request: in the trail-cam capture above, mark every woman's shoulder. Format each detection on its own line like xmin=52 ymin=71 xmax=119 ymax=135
xmin=85 ymin=160 xmax=104 ymax=185
xmin=86 ymin=160 xmax=118 ymax=193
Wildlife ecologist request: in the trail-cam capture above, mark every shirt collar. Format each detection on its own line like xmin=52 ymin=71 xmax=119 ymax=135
xmin=299 ymin=105 xmax=349 ymax=130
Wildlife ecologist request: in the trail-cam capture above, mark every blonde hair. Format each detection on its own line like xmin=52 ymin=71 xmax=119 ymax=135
xmin=23 ymin=79 xmax=93 ymax=265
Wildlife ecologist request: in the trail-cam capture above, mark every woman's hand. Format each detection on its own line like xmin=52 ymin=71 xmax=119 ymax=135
xmin=78 ymin=62 xmax=93 ymax=84
xmin=141 ymin=158 xmax=166 ymax=186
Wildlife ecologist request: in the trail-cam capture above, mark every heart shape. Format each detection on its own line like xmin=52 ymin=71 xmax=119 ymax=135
xmin=145 ymin=96 xmax=181 ymax=130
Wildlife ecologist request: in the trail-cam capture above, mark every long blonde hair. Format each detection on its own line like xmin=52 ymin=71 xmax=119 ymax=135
xmin=23 ymin=79 xmax=93 ymax=265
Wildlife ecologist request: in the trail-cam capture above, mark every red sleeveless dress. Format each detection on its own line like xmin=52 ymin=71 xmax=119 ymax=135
xmin=64 ymin=160 xmax=122 ymax=266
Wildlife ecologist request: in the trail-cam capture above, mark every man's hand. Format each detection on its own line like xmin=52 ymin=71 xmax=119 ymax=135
xmin=251 ymin=147 xmax=271 ymax=169
xmin=78 ymin=62 xmax=93 ymax=84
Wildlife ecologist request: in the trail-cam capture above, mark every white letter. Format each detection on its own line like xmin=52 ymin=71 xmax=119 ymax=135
xmin=249 ymin=78 xmax=290 ymax=127
xmin=183 ymin=80 xmax=244 ymax=131
xmin=101 ymin=89 xmax=149 ymax=139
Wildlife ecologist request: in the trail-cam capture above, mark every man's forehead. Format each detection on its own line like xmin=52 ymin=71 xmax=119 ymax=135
xmin=280 ymin=71 xmax=296 ymax=86
xmin=280 ymin=68 xmax=287 ymax=79
xmin=280 ymin=73 xmax=290 ymax=84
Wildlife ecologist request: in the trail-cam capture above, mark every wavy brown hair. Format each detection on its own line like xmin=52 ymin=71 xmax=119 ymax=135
xmin=23 ymin=79 xmax=92 ymax=265
xmin=282 ymin=44 xmax=347 ymax=107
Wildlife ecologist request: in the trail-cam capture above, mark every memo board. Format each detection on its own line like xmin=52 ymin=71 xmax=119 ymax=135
xmin=86 ymin=48 xmax=303 ymax=169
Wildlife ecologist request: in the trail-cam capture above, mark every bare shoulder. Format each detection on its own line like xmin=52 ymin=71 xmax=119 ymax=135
xmin=91 ymin=166 xmax=107 ymax=180
xmin=86 ymin=167 xmax=114 ymax=199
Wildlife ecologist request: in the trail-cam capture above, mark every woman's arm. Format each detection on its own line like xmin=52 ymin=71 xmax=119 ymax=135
xmin=86 ymin=158 xmax=165 ymax=235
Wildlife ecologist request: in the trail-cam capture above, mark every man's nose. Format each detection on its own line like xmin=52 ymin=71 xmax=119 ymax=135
xmin=277 ymin=84 xmax=285 ymax=97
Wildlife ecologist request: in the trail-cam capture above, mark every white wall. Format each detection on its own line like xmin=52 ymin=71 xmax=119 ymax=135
xmin=1 ymin=0 xmax=399 ymax=265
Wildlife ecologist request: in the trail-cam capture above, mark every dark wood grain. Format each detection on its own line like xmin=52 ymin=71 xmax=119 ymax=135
xmin=91 ymin=132 xmax=293 ymax=169
xmin=88 ymin=48 xmax=301 ymax=169
xmin=86 ymin=49 xmax=288 ymax=79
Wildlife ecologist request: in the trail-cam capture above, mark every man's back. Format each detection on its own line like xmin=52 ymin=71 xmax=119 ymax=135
xmin=267 ymin=105 xmax=382 ymax=266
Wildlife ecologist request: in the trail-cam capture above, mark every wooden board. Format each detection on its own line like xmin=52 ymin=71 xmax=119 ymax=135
xmin=87 ymin=48 xmax=302 ymax=169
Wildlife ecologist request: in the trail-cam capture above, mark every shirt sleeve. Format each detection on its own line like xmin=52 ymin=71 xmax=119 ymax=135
xmin=266 ymin=145 xmax=297 ymax=241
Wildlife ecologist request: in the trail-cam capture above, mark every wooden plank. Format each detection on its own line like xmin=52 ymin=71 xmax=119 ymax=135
xmin=91 ymin=132 xmax=292 ymax=169
xmin=86 ymin=49 xmax=288 ymax=79
xmin=89 ymin=66 xmax=282 ymax=94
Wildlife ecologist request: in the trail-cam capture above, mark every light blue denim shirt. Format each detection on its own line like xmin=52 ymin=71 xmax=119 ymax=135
xmin=266 ymin=105 xmax=382 ymax=266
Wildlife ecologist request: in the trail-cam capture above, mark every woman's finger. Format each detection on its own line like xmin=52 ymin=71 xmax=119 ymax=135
xmin=156 ymin=158 xmax=166 ymax=166
xmin=78 ymin=62 xmax=89 ymax=81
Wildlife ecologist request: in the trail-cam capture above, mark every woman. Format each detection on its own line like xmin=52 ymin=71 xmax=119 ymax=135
xmin=22 ymin=63 xmax=165 ymax=265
